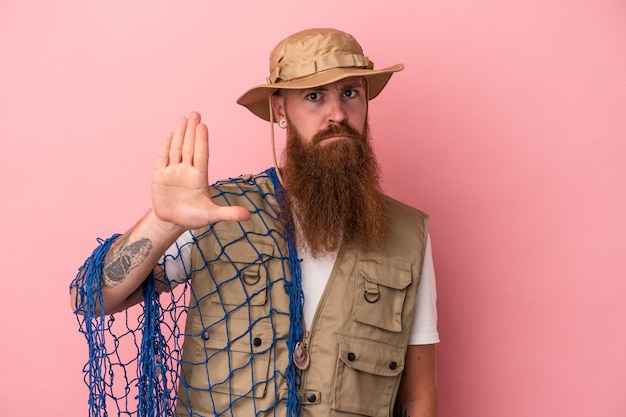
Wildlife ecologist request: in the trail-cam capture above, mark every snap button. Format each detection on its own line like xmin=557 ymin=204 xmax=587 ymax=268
xmin=306 ymin=393 xmax=317 ymax=403
xmin=347 ymin=352 xmax=356 ymax=361
xmin=253 ymin=337 xmax=262 ymax=347
xmin=389 ymin=361 xmax=398 ymax=370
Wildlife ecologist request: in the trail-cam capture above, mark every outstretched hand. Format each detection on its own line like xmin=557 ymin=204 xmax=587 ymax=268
xmin=152 ymin=112 xmax=250 ymax=230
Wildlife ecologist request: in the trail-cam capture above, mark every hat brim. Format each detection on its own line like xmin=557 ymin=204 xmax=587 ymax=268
xmin=236 ymin=64 xmax=404 ymax=122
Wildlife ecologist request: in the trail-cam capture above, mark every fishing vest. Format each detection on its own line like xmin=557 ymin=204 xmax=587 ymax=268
xmin=175 ymin=172 xmax=428 ymax=417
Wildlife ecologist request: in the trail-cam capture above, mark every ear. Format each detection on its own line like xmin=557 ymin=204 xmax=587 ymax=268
xmin=271 ymin=92 xmax=286 ymax=120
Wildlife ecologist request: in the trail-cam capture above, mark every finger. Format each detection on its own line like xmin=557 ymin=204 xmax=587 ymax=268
xmin=193 ymin=122 xmax=209 ymax=171
xmin=212 ymin=205 xmax=251 ymax=223
xmin=182 ymin=112 xmax=201 ymax=164
xmin=155 ymin=131 xmax=173 ymax=169
xmin=170 ymin=116 xmax=188 ymax=164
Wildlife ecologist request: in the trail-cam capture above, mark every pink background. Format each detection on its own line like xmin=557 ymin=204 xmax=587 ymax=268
xmin=1 ymin=1 xmax=625 ymax=416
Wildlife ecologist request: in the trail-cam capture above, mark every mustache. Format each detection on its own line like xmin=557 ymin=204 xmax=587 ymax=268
xmin=311 ymin=122 xmax=361 ymax=145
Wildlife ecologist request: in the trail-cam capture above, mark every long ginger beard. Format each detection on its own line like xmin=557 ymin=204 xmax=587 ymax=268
xmin=280 ymin=118 xmax=389 ymax=257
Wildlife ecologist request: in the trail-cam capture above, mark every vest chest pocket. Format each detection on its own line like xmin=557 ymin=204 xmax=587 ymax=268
xmin=354 ymin=257 xmax=413 ymax=332
xmin=209 ymin=237 xmax=275 ymax=306
xmin=332 ymin=336 xmax=405 ymax=417
xmin=185 ymin=315 xmax=273 ymax=401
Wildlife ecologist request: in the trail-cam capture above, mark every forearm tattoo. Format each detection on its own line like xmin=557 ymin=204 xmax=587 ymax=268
xmin=102 ymin=235 xmax=153 ymax=288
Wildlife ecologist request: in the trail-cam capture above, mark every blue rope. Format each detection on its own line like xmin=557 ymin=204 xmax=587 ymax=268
xmin=267 ymin=168 xmax=304 ymax=417
xmin=72 ymin=236 xmax=176 ymax=417
xmin=137 ymin=273 xmax=173 ymax=417
xmin=71 ymin=233 xmax=121 ymax=417
xmin=73 ymin=170 xmax=302 ymax=417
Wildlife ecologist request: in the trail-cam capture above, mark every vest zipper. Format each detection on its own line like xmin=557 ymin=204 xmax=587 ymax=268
xmin=298 ymin=246 xmax=345 ymax=397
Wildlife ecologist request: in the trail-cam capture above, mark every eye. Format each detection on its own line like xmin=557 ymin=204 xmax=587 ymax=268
xmin=306 ymin=92 xmax=320 ymax=101
xmin=343 ymin=89 xmax=358 ymax=98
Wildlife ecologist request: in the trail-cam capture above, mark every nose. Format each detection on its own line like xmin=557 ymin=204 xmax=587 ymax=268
xmin=327 ymin=95 xmax=347 ymax=125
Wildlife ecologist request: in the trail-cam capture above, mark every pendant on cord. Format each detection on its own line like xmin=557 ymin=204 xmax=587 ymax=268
xmin=293 ymin=342 xmax=310 ymax=370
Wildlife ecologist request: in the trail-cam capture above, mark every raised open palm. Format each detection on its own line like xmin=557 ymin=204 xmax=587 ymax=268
xmin=151 ymin=112 xmax=250 ymax=230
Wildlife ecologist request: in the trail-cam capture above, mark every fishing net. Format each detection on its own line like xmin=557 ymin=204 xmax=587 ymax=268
xmin=70 ymin=168 xmax=304 ymax=417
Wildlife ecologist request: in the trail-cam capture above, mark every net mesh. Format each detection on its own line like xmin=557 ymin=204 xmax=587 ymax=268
xmin=71 ymin=168 xmax=303 ymax=417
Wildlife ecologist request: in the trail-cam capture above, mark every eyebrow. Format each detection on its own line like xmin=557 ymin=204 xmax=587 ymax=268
xmin=306 ymin=81 xmax=365 ymax=92
xmin=339 ymin=82 xmax=364 ymax=90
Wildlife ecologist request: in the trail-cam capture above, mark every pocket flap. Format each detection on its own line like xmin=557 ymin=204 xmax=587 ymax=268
xmin=209 ymin=234 xmax=274 ymax=305
xmin=212 ymin=234 xmax=275 ymax=264
xmin=193 ymin=315 xmax=273 ymax=353
xmin=358 ymin=257 xmax=412 ymax=290
xmin=337 ymin=336 xmax=405 ymax=377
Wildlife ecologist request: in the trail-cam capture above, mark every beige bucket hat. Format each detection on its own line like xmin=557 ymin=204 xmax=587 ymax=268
xmin=237 ymin=28 xmax=404 ymax=122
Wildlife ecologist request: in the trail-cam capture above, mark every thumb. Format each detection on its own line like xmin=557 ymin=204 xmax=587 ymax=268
xmin=211 ymin=205 xmax=251 ymax=223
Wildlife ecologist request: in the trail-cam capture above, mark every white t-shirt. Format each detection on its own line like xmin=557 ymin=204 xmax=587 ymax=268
xmin=160 ymin=233 xmax=439 ymax=345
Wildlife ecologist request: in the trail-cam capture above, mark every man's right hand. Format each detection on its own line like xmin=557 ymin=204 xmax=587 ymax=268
xmin=151 ymin=111 xmax=250 ymax=231
xmin=71 ymin=112 xmax=251 ymax=315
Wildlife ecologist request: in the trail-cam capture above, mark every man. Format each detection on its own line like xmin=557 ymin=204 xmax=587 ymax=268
xmin=71 ymin=28 xmax=438 ymax=417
